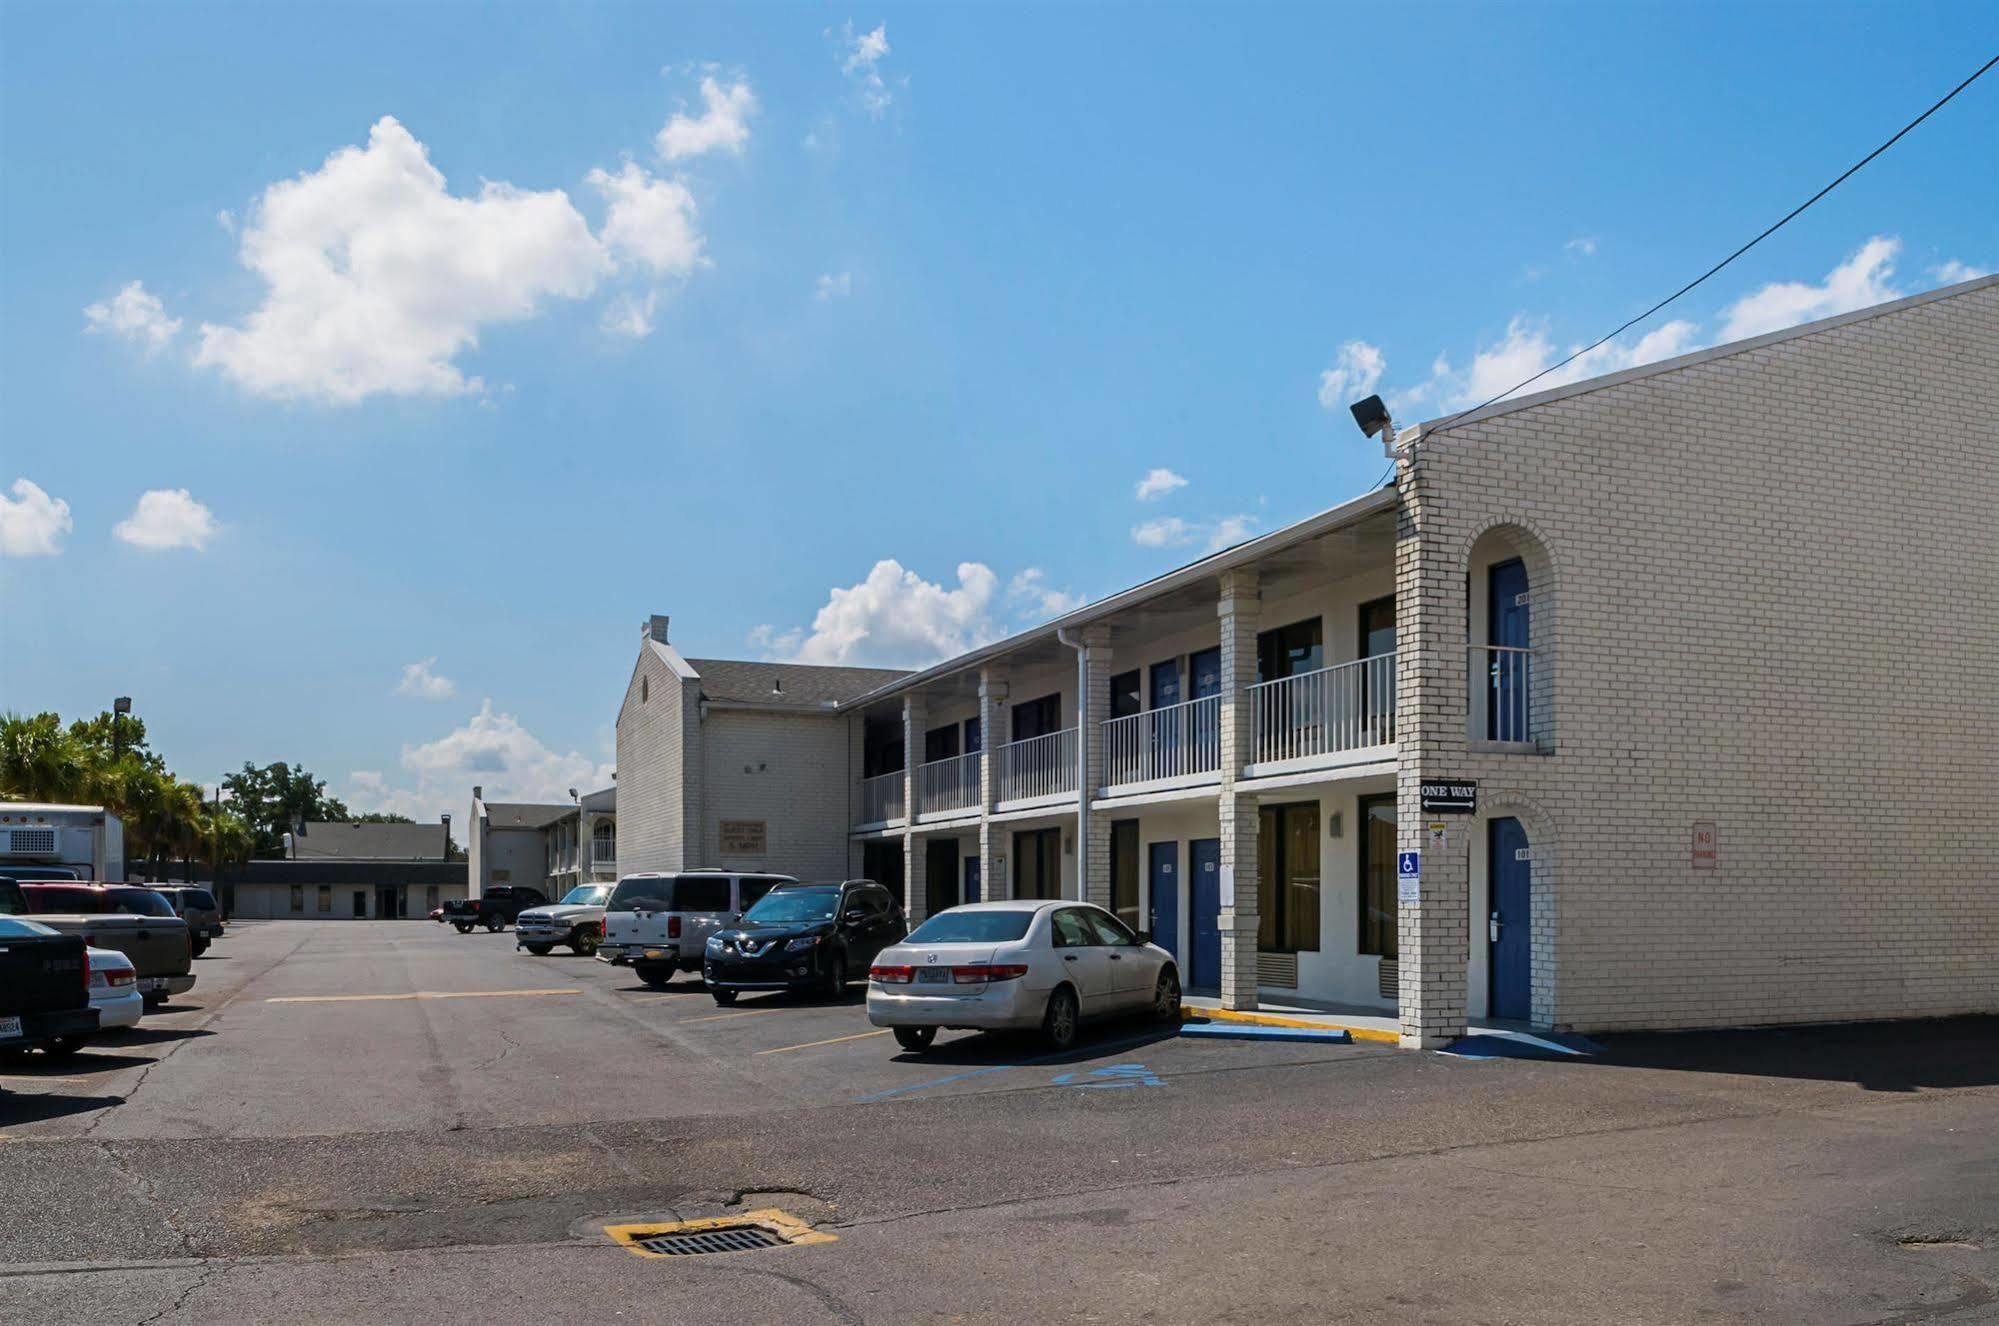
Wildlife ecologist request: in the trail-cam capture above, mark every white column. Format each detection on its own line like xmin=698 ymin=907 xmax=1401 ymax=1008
xmin=1217 ymin=568 xmax=1261 ymax=1011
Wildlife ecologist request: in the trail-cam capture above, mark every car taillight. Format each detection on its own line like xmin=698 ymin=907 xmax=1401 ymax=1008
xmin=952 ymin=964 xmax=1029 ymax=984
xmin=869 ymin=964 xmax=913 ymax=984
xmin=667 ymin=916 xmax=681 ymax=939
xmin=107 ymin=967 xmax=136 ymax=988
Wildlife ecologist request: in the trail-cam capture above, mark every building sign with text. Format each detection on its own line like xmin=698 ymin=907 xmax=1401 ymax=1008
xmin=1419 ymin=780 xmax=1478 ymax=814
xmin=719 ymin=820 xmax=768 ymax=856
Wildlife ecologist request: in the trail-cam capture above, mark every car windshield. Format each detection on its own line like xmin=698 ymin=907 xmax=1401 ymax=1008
xmin=107 ymin=889 xmax=176 ymax=917
xmin=560 ymin=885 xmax=610 ymax=906
xmin=905 ymin=910 xmax=1035 ymax=944
xmin=744 ymin=890 xmax=840 ymax=924
xmin=0 ymin=915 xmax=58 ymax=937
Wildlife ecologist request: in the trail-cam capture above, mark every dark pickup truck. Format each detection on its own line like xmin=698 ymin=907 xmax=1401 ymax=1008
xmin=440 ymin=886 xmax=548 ymax=933
xmin=0 ymin=915 xmax=100 ymax=1062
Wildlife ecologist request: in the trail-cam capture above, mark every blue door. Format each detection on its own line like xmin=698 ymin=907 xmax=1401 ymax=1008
xmin=1188 ymin=647 xmax=1222 ymax=767
xmin=1489 ymin=817 xmax=1532 ymax=1020
xmin=1189 ymin=837 xmax=1222 ymax=992
xmin=962 ymin=856 xmax=980 ymax=904
xmin=1149 ymin=659 xmax=1183 ymax=778
xmin=1147 ymin=842 xmax=1178 ymax=961
xmin=1488 ymin=558 xmax=1530 ymax=740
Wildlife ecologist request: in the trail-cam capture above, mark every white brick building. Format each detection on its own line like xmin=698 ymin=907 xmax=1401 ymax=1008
xmin=835 ymin=274 xmax=1999 ymax=1046
xmin=466 ymin=788 xmax=616 ymax=900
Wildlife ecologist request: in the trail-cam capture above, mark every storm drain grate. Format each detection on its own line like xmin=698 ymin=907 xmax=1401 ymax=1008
xmin=634 ymin=1225 xmax=786 ymax=1256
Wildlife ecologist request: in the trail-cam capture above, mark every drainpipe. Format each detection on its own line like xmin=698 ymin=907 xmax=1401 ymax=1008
xmin=1056 ymin=626 xmax=1088 ymax=903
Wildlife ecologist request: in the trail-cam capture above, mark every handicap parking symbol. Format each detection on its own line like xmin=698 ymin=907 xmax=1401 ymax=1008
xmin=1052 ymin=1063 xmax=1164 ymax=1089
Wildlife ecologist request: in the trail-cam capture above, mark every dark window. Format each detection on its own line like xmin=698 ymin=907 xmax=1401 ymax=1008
xmin=1083 ymin=908 xmax=1139 ymax=946
xmin=182 ymin=889 xmax=217 ymax=910
xmin=23 ymin=886 xmax=104 ymax=913
xmin=1013 ymin=827 xmax=1063 ymax=900
xmin=608 ymin=876 xmax=674 ymax=910
xmin=924 ymin=724 xmax=960 ymax=762
xmin=672 ymin=876 xmax=732 ymax=912
xmin=1358 ymin=794 xmax=1398 ymax=957
xmin=1109 ymin=819 xmax=1140 ymax=931
xmin=1256 ymin=617 xmax=1324 ymax=683
xmin=1011 ymin=693 xmax=1062 ymax=741
xmin=738 ymin=877 xmax=780 ymax=909
xmin=858 ymin=885 xmax=896 ymax=915
xmin=641 ymin=675 xmax=649 ymax=703
xmin=106 ymin=888 xmax=174 ymax=917
xmin=907 ymin=910 xmax=1033 ymax=944
xmin=1257 ymin=802 xmax=1321 ymax=953
xmin=1359 ymin=596 xmax=1396 ymax=657
xmin=863 ymin=718 xmax=905 ymax=778
xmin=1109 ymin=670 xmax=1141 ymax=720
xmin=963 ymin=717 xmax=982 ymax=754
xmin=1050 ymin=908 xmax=1096 ymax=948
xmin=861 ymin=841 xmax=905 ymax=909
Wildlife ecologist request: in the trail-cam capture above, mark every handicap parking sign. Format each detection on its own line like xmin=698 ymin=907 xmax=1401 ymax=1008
xmin=1397 ymin=851 xmax=1420 ymax=906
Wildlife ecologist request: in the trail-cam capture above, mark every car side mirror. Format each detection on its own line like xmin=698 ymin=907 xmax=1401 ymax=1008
xmin=1134 ymin=930 xmax=1151 ymax=946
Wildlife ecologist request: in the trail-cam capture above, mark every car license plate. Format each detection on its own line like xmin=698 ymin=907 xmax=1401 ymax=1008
xmin=0 ymin=1016 xmax=20 ymax=1041
xmin=139 ymin=977 xmax=166 ymax=991
xmin=915 ymin=967 xmax=949 ymax=984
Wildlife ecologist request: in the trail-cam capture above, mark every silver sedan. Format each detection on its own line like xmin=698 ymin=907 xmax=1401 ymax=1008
xmin=866 ymin=900 xmax=1181 ymax=1053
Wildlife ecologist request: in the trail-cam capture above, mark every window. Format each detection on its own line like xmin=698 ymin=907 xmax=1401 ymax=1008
xmin=863 ymin=719 xmax=905 ymax=778
xmin=641 ymin=675 xmax=649 ymax=703
xmin=291 ymin=885 xmax=304 ymax=913
xmin=1256 ymin=617 xmax=1324 ymax=683
xmin=1359 ymin=596 xmax=1396 ymax=657
xmin=1257 ymin=802 xmax=1321 ymax=953
xmin=107 ymin=889 xmax=174 ymax=917
xmin=857 ymin=885 xmax=896 ymax=916
xmin=1358 ymin=794 xmax=1398 ymax=957
xmin=317 ymin=885 xmax=331 ymax=913
xmin=1110 ymin=670 xmax=1141 ymax=720
xmin=1050 ymin=908 xmax=1096 ymax=948
xmin=1083 ymin=908 xmax=1139 ymax=946
xmin=1109 ymin=819 xmax=1140 ymax=931
xmin=907 ymin=909 xmax=1032 ymax=944
xmin=738 ymin=877 xmax=780 ymax=909
xmin=1013 ymin=827 xmax=1063 ymax=900
xmin=673 ymin=876 xmax=732 ymax=912
xmin=924 ymin=724 xmax=960 ymax=762
xmin=1011 ymin=693 xmax=1062 ymax=741
xmin=608 ymin=876 xmax=674 ymax=910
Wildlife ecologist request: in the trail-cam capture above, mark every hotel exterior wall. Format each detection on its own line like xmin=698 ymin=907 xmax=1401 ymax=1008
xmin=1399 ymin=280 xmax=1999 ymax=1034
xmin=699 ymin=708 xmax=854 ymax=880
xmin=615 ymin=646 xmax=691 ymax=875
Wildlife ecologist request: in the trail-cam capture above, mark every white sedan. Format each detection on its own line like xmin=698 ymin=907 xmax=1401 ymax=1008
xmin=89 ymin=945 xmax=144 ymax=1033
xmin=867 ymin=900 xmax=1180 ymax=1053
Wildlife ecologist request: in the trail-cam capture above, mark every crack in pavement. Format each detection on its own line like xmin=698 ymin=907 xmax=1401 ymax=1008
xmin=131 ymin=1258 xmax=224 ymax=1326
xmin=96 ymin=1140 xmax=201 ymax=1258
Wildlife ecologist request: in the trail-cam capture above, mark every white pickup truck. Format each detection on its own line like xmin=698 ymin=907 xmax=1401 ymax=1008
xmin=514 ymin=883 xmax=612 ymax=957
xmin=598 ymin=871 xmax=792 ymax=987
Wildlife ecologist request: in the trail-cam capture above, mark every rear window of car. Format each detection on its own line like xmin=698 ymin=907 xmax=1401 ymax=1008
xmin=23 ymin=885 xmax=106 ymax=913
xmin=107 ymin=888 xmax=176 ymax=917
xmin=905 ymin=911 xmax=1035 ymax=944
xmin=182 ymin=890 xmax=217 ymax=910
xmin=608 ymin=877 xmax=674 ymax=910
xmin=673 ymin=876 xmax=732 ymax=912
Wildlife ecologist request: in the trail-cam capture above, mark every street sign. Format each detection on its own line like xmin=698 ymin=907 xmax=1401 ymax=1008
xmin=1691 ymin=821 xmax=1717 ymax=870
xmin=1420 ymin=780 xmax=1477 ymax=814
xmin=1397 ymin=850 xmax=1420 ymax=905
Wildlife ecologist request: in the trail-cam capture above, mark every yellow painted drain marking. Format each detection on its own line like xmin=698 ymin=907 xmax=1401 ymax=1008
xmin=266 ymin=988 xmax=582 ymax=1004
xmin=755 ymin=1029 xmax=891 ymax=1056
xmin=606 ymin=1209 xmax=836 ymax=1258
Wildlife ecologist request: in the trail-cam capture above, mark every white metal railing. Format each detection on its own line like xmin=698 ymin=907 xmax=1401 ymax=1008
xmin=1249 ymin=652 xmax=1398 ymax=765
xmin=919 ymin=750 xmax=981 ymax=814
xmin=861 ymin=769 xmax=906 ymax=823
xmin=1474 ymin=644 xmax=1535 ymax=743
xmin=998 ymin=727 xmax=1077 ymax=802
xmin=1103 ymin=694 xmax=1221 ymax=787
xmin=592 ymin=843 xmax=616 ymax=868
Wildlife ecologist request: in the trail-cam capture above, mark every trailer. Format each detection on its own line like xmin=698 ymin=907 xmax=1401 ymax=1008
xmin=0 ymin=803 xmax=124 ymax=883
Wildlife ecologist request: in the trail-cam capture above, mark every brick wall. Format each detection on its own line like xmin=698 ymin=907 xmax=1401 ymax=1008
xmin=698 ymin=706 xmax=855 ymax=880
xmin=615 ymin=641 xmax=687 ymax=874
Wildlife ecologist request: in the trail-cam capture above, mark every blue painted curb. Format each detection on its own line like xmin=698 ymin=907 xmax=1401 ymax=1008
xmin=1179 ymin=1021 xmax=1354 ymax=1045
xmin=1439 ymin=1030 xmax=1604 ymax=1061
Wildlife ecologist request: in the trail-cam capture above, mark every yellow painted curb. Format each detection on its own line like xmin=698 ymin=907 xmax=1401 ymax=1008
xmin=605 ymin=1208 xmax=837 ymax=1258
xmin=1183 ymin=1006 xmax=1402 ymax=1045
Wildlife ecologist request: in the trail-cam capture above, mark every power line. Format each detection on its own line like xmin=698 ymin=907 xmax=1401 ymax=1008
xmin=1374 ymin=47 xmax=1999 ymax=485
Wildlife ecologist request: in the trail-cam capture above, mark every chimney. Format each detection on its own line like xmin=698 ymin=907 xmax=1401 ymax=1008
xmin=472 ymin=785 xmax=483 ymax=803
xmin=441 ymin=812 xmax=452 ymax=860
xmin=646 ymin=614 xmax=670 ymax=643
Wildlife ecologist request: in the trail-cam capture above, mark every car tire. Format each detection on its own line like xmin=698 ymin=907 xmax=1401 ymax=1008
xmin=711 ymin=989 xmax=738 ymax=1006
xmin=1041 ymin=985 xmax=1080 ymax=1051
xmin=824 ymin=951 xmax=848 ymax=999
xmin=522 ymin=943 xmax=554 ymax=956
xmin=1152 ymin=967 xmax=1182 ymax=1024
xmin=484 ymin=918 xmax=503 ymax=933
xmin=39 ymin=1036 xmax=86 ymax=1061
xmin=192 ymin=939 xmax=210 ymax=958
xmin=893 ymin=1026 xmax=936 ymax=1053
xmin=635 ymin=963 xmax=673 ymax=988
xmin=569 ymin=928 xmax=599 ymax=957
xmin=454 ymin=923 xmax=472 ymax=934
xmin=143 ymin=991 xmax=167 ymax=1009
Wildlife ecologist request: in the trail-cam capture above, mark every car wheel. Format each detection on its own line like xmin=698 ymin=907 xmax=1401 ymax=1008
xmin=824 ymin=951 xmax=848 ymax=998
xmin=711 ymin=989 xmax=738 ymax=1006
xmin=522 ymin=943 xmax=554 ymax=956
xmin=893 ymin=1026 xmax=936 ymax=1053
xmin=192 ymin=939 xmax=210 ymax=958
xmin=454 ymin=922 xmax=472 ymax=934
xmin=1042 ymin=985 xmax=1080 ymax=1051
xmin=40 ymin=1036 xmax=86 ymax=1061
xmin=1152 ymin=968 xmax=1182 ymax=1024
xmin=484 ymin=918 xmax=503 ymax=933
xmin=142 ymin=991 xmax=167 ymax=1009
xmin=569 ymin=928 xmax=599 ymax=957
xmin=636 ymin=963 xmax=673 ymax=988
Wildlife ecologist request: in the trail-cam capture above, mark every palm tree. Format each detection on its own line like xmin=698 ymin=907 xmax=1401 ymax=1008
xmin=0 ymin=711 xmax=88 ymax=802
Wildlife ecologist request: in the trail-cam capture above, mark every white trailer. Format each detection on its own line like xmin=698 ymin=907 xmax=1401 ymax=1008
xmin=0 ymin=802 xmax=125 ymax=882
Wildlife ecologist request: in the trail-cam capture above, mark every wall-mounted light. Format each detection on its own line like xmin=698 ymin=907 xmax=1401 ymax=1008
xmin=1327 ymin=811 xmax=1343 ymax=840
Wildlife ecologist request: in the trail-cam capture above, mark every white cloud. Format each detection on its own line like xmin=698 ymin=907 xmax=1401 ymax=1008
xmin=1205 ymin=515 xmax=1259 ymax=552
xmin=1395 ymin=315 xmax=1701 ymax=415
xmin=751 ymin=559 xmax=1003 ymax=667
xmin=655 ymin=76 xmax=757 ymax=161
xmin=193 ymin=117 xmax=611 ymax=404
xmin=1565 ymin=236 xmax=1597 ymax=257
xmin=1131 ymin=516 xmax=1191 ymax=548
xmin=1134 ymin=467 xmax=1188 ymax=502
xmin=345 ymin=700 xmax=613 ymax=822
xmin=588 ymin=160 xmax=704 ymax=276
xmin=0 ymin=478 xmax=73 ymax=557
xmin=1131 ymin=514 xmax=1258 ymax=553
xmin=217 ymin=209 xmax=236 ymax=236
xmin=83 ymin=281 xmax=183 ymax=354
xmin=112 ymin=488 xmax=219 ymax=551
xmin=839 ymin=22 xmax=894 ymax=117
xmin=396 ymin=657 xmax=457 ymax=700
xmin=1929 ymin=259 xmax=1989 ymax=286
xmin=1718 ymin=235 xmax=1902 ymax=342
xmin=601 ymin=289 xmax=662 ymax=338
xmin=815 ymin=271 xmax=852 ymax=300
xmin=1008 ymin=568 xmax=1084 ymax=619
xmin=1315 ymin=340 xmax=1385 ymax=411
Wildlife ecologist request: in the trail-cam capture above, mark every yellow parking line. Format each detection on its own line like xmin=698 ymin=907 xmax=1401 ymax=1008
xmin=675 ymin=1007 xmax=799 ymax=1025
xmin=266 ymin=989 xmax=582 ymax=1004
xmin=755 ymin=1029 xmax=891 ymax=1056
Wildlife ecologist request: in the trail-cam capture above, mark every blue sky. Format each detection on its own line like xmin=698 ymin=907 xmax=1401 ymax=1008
xmin=2 ymin=2 xmax=1994 ymax=818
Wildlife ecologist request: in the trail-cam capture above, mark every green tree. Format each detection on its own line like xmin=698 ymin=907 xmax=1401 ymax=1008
xmin=0 ymin=711 xmax=87 ymax=802
xmin=351 ymin=811 xmax=415 ymax=824
xmin=223 ymin=761 xmax=353 ymax=857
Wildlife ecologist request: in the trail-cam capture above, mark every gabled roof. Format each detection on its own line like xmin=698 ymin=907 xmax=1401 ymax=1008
xmin=484 ymin=802 xmax=574 ymax=831
xmin=686 ymin=658 xmax=909 ymax=708
xmin=291 ymin=821 xmax=450 ymax=860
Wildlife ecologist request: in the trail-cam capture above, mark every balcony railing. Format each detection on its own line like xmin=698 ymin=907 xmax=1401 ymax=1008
xmin=860 ymin=769 xmax=906 ymax=823
xmin=1473 ymin=644 xmax=1535 ymax=743
xmin=998 ymin=727 xmax=1077 ymax=803
xmin=1248 ymin=652 xmax=1398 ymax=766
xmin=591 ymin=843 xmax=616 ymax=868
xmin=1103 ymin=694 xmax=1222 ymax=788
xmin=919 ymin=750 xmax=981 ymax=815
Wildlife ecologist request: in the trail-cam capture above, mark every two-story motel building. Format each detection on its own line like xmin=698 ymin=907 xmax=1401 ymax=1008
xmin=841 ymin=273 xmax=1999 ymax=1048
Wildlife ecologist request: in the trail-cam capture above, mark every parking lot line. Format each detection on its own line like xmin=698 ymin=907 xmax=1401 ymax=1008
xmin=265 ymin=989 xmax=583 ymax=1004
xmin=674 ymin=1007 xmax=802 ymax=1025
xmin=755 ymin=1028 xmax=892 ymax=1056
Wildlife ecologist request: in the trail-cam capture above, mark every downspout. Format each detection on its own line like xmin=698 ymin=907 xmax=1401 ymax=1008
xmin=1056 ymin=627 xmax=1088 ymax=903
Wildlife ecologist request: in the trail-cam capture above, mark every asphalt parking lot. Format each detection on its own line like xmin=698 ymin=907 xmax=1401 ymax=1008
xmin=5 ymin=921 xmax=1998 ymax=1325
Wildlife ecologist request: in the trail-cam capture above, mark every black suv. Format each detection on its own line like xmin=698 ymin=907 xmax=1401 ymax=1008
xmin=701 ymin=880 xmax=905 ymax=1004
